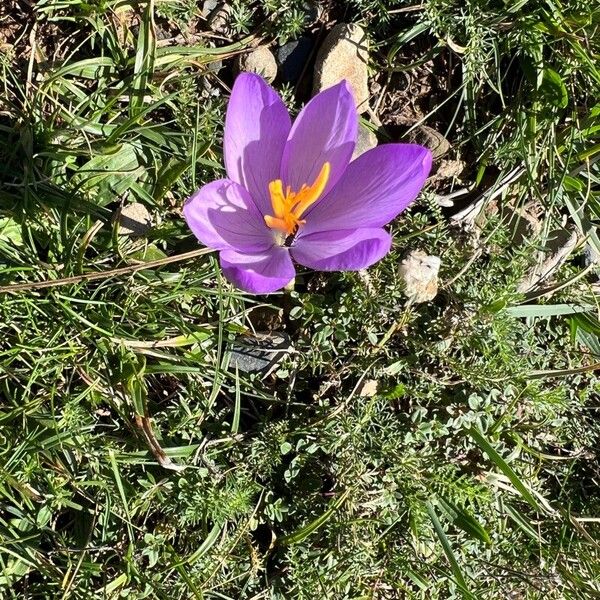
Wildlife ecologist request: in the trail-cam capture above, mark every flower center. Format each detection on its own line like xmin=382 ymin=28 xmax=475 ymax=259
xmin=264 ymin=162 xmax=330 ymax=238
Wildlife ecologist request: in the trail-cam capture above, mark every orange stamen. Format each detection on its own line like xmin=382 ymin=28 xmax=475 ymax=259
xmin=264 ymin=162 xmax=330 ymax=236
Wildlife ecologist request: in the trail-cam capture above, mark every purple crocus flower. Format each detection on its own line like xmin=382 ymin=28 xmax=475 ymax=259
xmin=183 ymin=73 xmax=432 ymax=294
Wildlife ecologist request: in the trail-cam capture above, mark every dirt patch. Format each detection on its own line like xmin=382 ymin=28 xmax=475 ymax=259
xmin=375 ymin=39 xmax=459 ymax=131
xmin=0 ymin=1 xmax=63 ymax=87
xmin=369 ymin=35 xmax=470 ymax=191
xmin=0 ymin=1 xmax=28 ymax=50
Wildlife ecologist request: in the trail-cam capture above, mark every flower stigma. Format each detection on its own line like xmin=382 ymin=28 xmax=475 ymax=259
xmin=265 ymin=162 xmax=330 ymax=244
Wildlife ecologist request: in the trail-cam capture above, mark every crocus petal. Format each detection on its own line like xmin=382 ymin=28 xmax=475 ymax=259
xmin=281 ymin=81 xmax=357 ymax=196
xmin=183 ymin=179 xmax=273 ymax=252
xmin=300 ymin=144 xmax=432 ymax=235
xmin=220 ymin=247 xmax=295 ymax=294
xmin=291 ymin=228 xmax=392 ymax=271
xmin=224 ymin=73 xmax=292 ymax=216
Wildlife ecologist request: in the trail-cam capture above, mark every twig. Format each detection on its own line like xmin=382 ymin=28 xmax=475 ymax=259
xmin=450 ymin=166 xmax=525 ymax=223
xmin=25 ymin=21 xmax=37 ymax=102
xmin=0 ymin=247 xmax=213 ymax=294
xmin=442 ymin=248 xmax=483 ymax=288
xmin=134 ymin=414 xmax=186 ymax=472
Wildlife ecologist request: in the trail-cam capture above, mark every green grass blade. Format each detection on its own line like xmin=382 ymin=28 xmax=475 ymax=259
xmin=425 ymin=501 xmax=475 ymax=598
xmin=279 ymin=490 xmax=350 ymax=546
xmin=467 ymin=428 xmax=545 ymax=513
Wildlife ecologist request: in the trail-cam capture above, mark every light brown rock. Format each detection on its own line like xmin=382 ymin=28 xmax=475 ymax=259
xmin=313 ymin=23 xmax=370 ymax=112
xmin=399 ymin=250 xmax=441 ymax=303
xmin=407 ymin=125 xmax=450 ymax=160
xmin=434 ymin=159 xmax=465 ymax=181
xmin=358 ymin=379 xmax=379 ymax=397
xmin=236 ymin=46 xmax=278 ymax=83
xmin=118 ymin=203 xmax=151 ymax=236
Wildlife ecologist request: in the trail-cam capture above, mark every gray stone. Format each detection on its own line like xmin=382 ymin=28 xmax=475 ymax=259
xmin=313 ymin=23 xmax=370 ymax=112
xmin=277 ymin=37 xmax=313 ymax=84
xmin=236 ymin=46 xmax=278 ymax=83
xmin=202 ymin=0 xmax=219 ymax=15
xmin=399 ymin=250 xmax=441 ymax=304
xmin=118 ymin=203 xmax=151 ymax=236
xmin=352 ymin=123 xmax=377 ymax=160
xmin=205 ymin=2 xmax=231 ymax=35
xmin=584 ymin=242 xmax=600 ymax=268
xmin=407 ymin=125 xmax=450 ymax=160
xmin=205 ymin=59 xmax=223 ymax=74
xmin=229 ymin=332 xmax=291 ymax=375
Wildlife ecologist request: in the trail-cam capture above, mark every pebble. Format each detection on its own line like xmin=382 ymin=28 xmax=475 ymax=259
xmin=117 ymin=203 xmax=151 ymax=236
xmin=398 ymin=250 xmax=441 ymax=303
xmin=313 ymin=23 xmax=370 ymax=111
xmin=205 ymin=1 xmax=231 ymax=35
xmin=277 ymin=36 xmax=313 ymax=84
xmin=584 ymin=242 xmax=600 ymax=268
xmin=358 ymin=379 xmax=379 ymax=397
xmin=407 ymin=125 xmax=450 ymax=160
xmin=236 ymin=46 xmax=278 ymax=83
xmin=433 ymin=159 xmax=465 ymax=181
xmin=202 ymin=0 xmax=219 ymax=14
xmin=352 ymin=123 xmax=377 ymax=160
xmin=229 ymin=332 xmax=291 ymax=375
xmin=205 ymin=58 xmax=223 ymax=75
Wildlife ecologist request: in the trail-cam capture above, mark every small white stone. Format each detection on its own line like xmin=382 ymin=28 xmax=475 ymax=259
xmin=202 ymin=0 xmax=218 ymax=15
xmin=358 ymin=379 xmax=378 ymax=397
xmin=236 ymin=46 xmax=278 ymax=83
xmin=313 ymin=23 xmax=370 ymax=112
xmin=399 ymin=250 xmax=441 ymax=303
xmin=117 ymin=203 xmax=151 ymax=236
